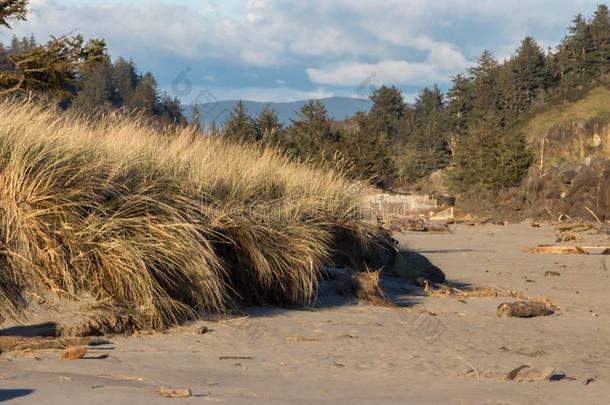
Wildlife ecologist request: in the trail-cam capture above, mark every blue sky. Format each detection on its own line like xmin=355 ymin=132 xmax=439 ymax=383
xmin=0 ymin=0 xmax=601 ymax=103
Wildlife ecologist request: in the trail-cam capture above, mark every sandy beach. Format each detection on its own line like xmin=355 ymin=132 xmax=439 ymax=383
xmin=1 ymin=223 xmax=609 ymax=404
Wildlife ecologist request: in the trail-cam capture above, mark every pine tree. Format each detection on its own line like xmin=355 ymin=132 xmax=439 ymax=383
xmin=255 ymin=104 xmax=283 ymax=143
xmin=130 ymin=72 xmax=159 ymax=115
xmin=401 ymin=86 xmax=451 ymax=180
xmin=557 ymin=14 xmax=594 ymax=87
xmin=506 ymin=37 xmax=548 ymax=114
xmin=343 ymin=112 xmax=395 ymax=187
xmin=224 ymin=101 xmax=256 ymax=142
xmin=159 ymin=92 xmax=187 ymax=126
xmin=0 ymin=0 xmax=28 ymax=29
xmin=285 ymin=100 xmax=339 ymax=159
xmin=368 ymin=85 xmax=406 ymax=139
xmin=446 ymin=73 xmax=474 ymax=138
xmin=72 ymin=61 xmax=114 ymax=113
xmin=72 ymin=38 xmax=112 ymax=113
xmin=191 ymin=102 xmax=202 ymax=130
xmin=589 ymin=4 xmax=610 ymax=75
xmin=0 ymin=35 xmax=88 ymax=98
xmin=111 ymin=57 xmax=138 ymax=108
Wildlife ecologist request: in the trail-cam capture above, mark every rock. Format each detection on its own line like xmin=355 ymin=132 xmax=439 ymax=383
xmin=60 ymin=346 xmax=87 ymax=360
xmin=158 ymin=387 xmax=192 ymax=398
xmin=497 ymin=301 xmax=553 ymax=318
xmin=506 ymin=365 xmax=565 ymax=382
xmin=389 ymin=251 xmax=446 ymax=284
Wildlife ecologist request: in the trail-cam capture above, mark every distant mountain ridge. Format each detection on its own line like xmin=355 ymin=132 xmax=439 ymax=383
xmin=185 ymin=97 xmax=372 ymax=126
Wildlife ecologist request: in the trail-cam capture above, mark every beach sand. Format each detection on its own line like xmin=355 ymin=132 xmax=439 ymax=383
xmin=1 ymin=223 xmax=609 ymax=404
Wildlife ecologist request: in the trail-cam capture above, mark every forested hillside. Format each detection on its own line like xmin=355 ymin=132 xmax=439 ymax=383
xmin=0 ymin=1 xmax=609 ymax=218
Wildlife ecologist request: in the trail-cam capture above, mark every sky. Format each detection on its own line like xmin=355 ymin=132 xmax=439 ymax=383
xmin=0 ymin=0 xmax=602 ymax=104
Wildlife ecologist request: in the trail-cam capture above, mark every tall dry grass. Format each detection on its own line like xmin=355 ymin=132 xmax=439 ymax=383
xmin=0 ymin=100 xmax=374 ymax=330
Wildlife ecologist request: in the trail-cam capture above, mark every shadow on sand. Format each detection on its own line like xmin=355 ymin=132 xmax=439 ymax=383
xmin=0 ymin=389 xmax=34 ymax=401
xmin=0 ymin=322 xmax=59 ymax=337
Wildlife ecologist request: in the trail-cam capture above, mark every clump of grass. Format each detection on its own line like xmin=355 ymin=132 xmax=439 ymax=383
xmin=0 ymin=100 xmax=375 ymax=331
xmin=423 ymin=282 xmax=556 ymax=308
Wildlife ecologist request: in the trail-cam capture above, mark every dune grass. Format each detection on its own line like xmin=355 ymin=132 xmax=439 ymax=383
xmin=0 ymin=100 xmax=375 ymax=330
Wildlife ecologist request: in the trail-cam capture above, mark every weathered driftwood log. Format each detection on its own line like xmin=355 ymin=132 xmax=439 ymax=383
xmin=525 ymin=245 xmax=586 ymax=255
xmin=0 ymin=336 xmax=109 ymax=353
xmin=496 ymin=301 xmax=552 ymax=318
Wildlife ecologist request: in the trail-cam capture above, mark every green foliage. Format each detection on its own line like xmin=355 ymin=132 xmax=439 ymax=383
xmin=159 ymin=93 xmax=187 ymax=126
xmin=255 ymin=104 xmax=283 ymax=144
xmin=504 ymin=37 xmax=548 ymax=115
xmin=0 ymin=0 xmax=28 ymax=29
xmin=284 ymin=100 xmax=340 ymax=160
xmin=401 ymin=86 xmax=451 ymax=180
xmin=72 ymin=60 xmax=114 ymax=112
xmin=449 ymin=113 xmax=532 ymax=191
xmin=368 ymin=85 xmax=406 ymax=139
xmin=342 ymin=112 xmax=395 ymax=187
xmin=190 ymin=102 xmax=202 ymax=130
xmin=0 ymin=36 xmax=90 ymax=98
xmin=224 ymin=101 xmax=257 ymax=142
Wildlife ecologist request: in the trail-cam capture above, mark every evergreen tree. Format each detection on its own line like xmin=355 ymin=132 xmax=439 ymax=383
xmin=159 ymin=92 xmax=187 ymax=126
xmin=446 ymin=73 xmax=474 ymax=138
xmin=255 ymin=104 xmax=283 ymax=143
xmin=557 ymin=14 xmax=594 ymax=87
xmin=224 ymin=101 xmax=256 ymax=142
xmin=130 ymin=72 xmax=159 ymax=115
xmin=368 ymin=85 xmax=406 ymax=139
xmin=191 ymin=102 xmax=202 ymax=130
xmin=72 ymin=61 xmax=114 ymax=113
xmin=0 ymin=0 xmax=28 ymax=29
xmin=401 ymin=86 xmax=451 ymax=180
xmin=72 ymin=38 xmax=112 ymax=113
xmin=285 ymin=100 xmax=339 ymax=159
xmin=111 ymin=57 xmax=138 ymax=108
xmin=0 ymin=35 xmax=95 ymax=98
xmin=590 ymin=4 xmax=610 ymax=75
xmin=506 ymin=37 xmax=548 ymax=114
xmin=343 ymin=112 xmax=395 ymax=187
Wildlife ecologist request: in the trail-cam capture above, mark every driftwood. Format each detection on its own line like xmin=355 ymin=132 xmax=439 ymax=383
xmin=0 ymin=336 xmax=109 ymax=353
xmin=384 ymin=217 xmax=450 ymax=234
xmin=526 ymin=245 xmax=587 ymax=255
xmin=497 ymin=301 xmax=552 ymax=318
xmin=555 ymin=223 xmax=593 ymax=232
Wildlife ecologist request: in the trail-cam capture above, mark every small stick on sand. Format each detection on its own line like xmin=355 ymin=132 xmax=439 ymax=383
xmin=456 ymin=355 xmax=479 ymax=379
xmin=584 ymin=206 xmax=602 ymax=225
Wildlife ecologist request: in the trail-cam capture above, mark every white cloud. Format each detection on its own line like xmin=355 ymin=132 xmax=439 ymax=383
xmin=1 ymin=0 xmax=600 ymax=98
xmin=307 ymin=43 xmax=470 ymax=87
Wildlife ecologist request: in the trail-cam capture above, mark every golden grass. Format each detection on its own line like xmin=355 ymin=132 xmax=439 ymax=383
xmin=521 ymin=86 xmax=610 ymax=144
xmin=423 ymin=281 xmax=556 ymax=308
xmin=0 ymin=100 xmax=375 ymax=330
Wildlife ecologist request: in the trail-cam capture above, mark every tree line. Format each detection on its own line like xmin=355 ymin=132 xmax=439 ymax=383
xmin=2 ymin=1 xmax=610 ymax=193
xmin=213 ymin=5 xmax=610 ymax=192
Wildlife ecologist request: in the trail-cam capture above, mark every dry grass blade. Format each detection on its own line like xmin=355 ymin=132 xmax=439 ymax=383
xmin=424 ymin=281 xmax=556 ymax=308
